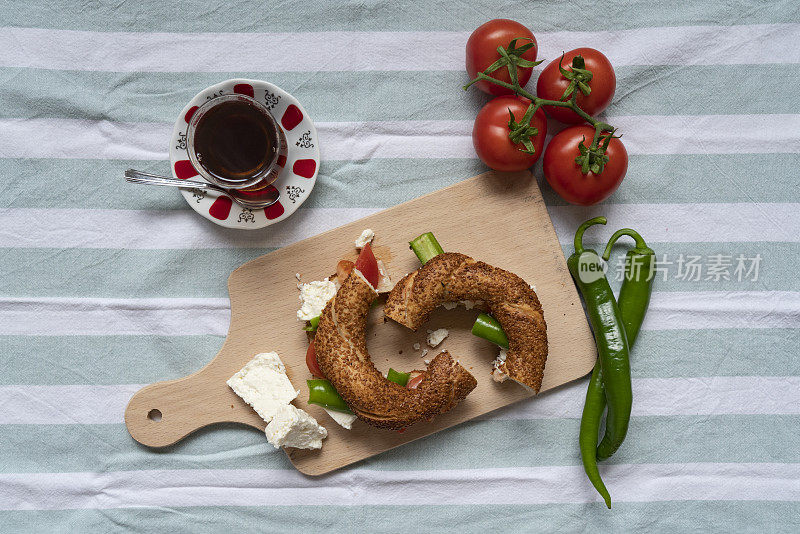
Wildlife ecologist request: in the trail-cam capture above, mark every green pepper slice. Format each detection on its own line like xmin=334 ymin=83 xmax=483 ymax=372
xmin=307 ymin=379 xmax=353 ymax=414
xmin=471 ymin=313 xmax=510 ymax=349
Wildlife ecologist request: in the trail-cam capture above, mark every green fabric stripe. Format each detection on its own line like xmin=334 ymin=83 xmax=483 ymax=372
xmin=0 ymin=249 xmax=271 ymax=298
xmin=632 ymin=329 xmax=800 ymax=378
xmin=1 ymin=329 xmax=796 ymax=386
xmin=0 ymin=65 xmax=792 ymax=122
xmin=1 ymin=0 xmax=795 ymax=32
xmin=539 ymin=153 xmax=800 ymax=205
xmin=0 ymin=242 xmax=791 ymax=300
xmin=2 ymin=416 xmax=799 ymax=474
xmin=0 ymin=335 xmax=224 ymax=385
xmin=1 ymin=155 xmax=798 ymax=211
xmin=1 ymin=502 xmax=798 ymax=533
xmin=0 ymin=158 xmax=482 ymax=210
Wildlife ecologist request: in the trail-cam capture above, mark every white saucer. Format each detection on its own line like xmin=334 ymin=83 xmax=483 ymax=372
xmin=169 ymin=78 xmax=320 ymax=229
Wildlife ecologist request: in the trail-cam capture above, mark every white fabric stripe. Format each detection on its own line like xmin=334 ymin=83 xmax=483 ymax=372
xmin=0 ymin=292 xmax=796 ymax=336
xmin=2 ymin=115 xmax=799 ymax=160
xmin=1 ymin=463 xmax=798 ymax=510
xmin=0 ymin=385 xmax=142 ymax=425
xmin=0 ymin=24 xmax=797 ymax=73
xmin=2 ymin=376 xmax=798 ymax=425
xmin=0 ymin=203 xmax=797 ymax=250
xmin=0 ymin=297 xmax=231 ymax=336
xmin=487 ymin=376 xmax=800 ymax=421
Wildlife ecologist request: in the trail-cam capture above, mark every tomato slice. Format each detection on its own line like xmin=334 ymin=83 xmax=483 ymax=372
xmin=354 ymin=242 xmax=380 ymax=289
xmin=306 ymin=340 xmax=325 ymax=378
xmin=407 ymin=372 xmax=424 ymax=389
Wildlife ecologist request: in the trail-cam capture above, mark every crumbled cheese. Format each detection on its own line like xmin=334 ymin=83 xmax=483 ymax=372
xmin=427 ymin=328 xmax=449 ymax=347
xmin=295 ymin=273 xmax=302 ymax=281
xmin=324 ymin=408 xmax=358 ymax=430
xmin=413 ymin=342 xmax=421 ymax=351
xmin=424 ymin=359 xmax=430 ymax=365
xmin=375 ymin=259 xmax=392 ymax=290
xmin=354 ymin=228 xmax=375 ymax=248
xmin=491 ymin=348 xmax=509 ymax=383
xmin=265 ymin=404 xmax=327 ymax=449
xmin=297 ymin=278 xmax=337 ymax=320
xmin=421 ymin=349 xmax=428 ymax=358
xmin=530 ymin=284 xmax=537 ymax=292
xmin=227 ymin=352 xmax=299 ymax=423
xmin=440 ymin=300 xmax=483 ymax=310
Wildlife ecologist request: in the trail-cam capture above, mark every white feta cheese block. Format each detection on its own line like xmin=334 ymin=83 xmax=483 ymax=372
xmin=265 ymin=404 xmax=327 ymax=449
xmin=297 ymin=278 xmax=337 ymax=321
xmin=227 ymin=352 xmax=299 ymax=423
xmin=441 ymin=301 xmax=458 ymax=310
xmin=426 ymin=328 xmax=449 ymax=347
xmin=323 ymin=408 xmax=358 ymax=430
xmin=354 ymin=228 xmax=375 ymax=248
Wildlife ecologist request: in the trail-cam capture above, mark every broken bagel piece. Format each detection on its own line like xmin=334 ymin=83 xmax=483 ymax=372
xmin=385 ymin=253 xmax=548 ymax=392
xmin=314 ymin=269 xmax=477 ymax=430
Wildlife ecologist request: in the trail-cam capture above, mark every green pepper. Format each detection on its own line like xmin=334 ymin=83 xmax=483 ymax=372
xmin=387 ymin=368 xmax=410 ymax=387
xmin=579 ymin=359 xmax=611 ymax=508
xmin=307 ymin=379 xmax=353 ymax=414
xmin=409 ymin=232 xmax=444 ymax=265
xmin=471 ymin=312 xmax=510 ymax=349
xmin=303 ymin=315 xmax=320 ymax=332
xmin=602 ymin=228 xmax=655 ymax=348
xmin=568 ymin=217 xmax=631 ymax=509
xmin=589 ymin=228 xmax=655 ymax=460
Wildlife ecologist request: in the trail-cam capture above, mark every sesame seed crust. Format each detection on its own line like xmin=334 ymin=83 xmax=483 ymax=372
xmin=384 ymin=253 xmax=548 ymax=392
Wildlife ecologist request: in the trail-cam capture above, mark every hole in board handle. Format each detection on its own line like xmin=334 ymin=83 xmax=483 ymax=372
xmin=147 ymin=409 xmax=162 ymax=422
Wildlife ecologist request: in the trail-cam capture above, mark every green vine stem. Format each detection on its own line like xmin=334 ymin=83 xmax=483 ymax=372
xmin=464 ymin=46 xmax=619 ymax=174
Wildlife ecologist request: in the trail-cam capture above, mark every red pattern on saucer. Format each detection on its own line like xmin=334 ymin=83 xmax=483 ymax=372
xmin=281 ymin=105 xmax=303 ymax=130
xmin=209 ymin=196 xmax=233 ymax=220
xmin=233 ymin=83 xmax=255 ymax=98
xmin=174 ymin=160 xmax=198 ymax=179
xmin=292 ymin=159 xmax=317 ymax=178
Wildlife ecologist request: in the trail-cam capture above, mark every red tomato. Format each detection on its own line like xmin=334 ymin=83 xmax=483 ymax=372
xmin=473 ymin=96 xmax=547 ymax=171
xmin=354 ymin=242 xmax=380 ymax=289
xmin=543 ymin=125 xmax=628 ymax=206
xmin=466 ymin=19 xmax=537 ymax=96
xmin=536 ymin=48 xmax=616 ymax=124
xmin=306 ymin=340 xmax=324 ymax=378
xmin=407 ymin=372 xmax=424 ymax=389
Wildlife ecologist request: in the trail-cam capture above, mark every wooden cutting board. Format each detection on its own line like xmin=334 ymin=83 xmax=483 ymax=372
xmin=125 ymin=170 xmax=596 ymax=475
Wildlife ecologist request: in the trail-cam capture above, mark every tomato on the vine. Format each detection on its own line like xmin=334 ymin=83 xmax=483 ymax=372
xmin=543 ymin=125 xmax=628 ymax=205
xmin=536 ymin=48 xmax=616 ymax=124
xmin=466 ymin=19 xmax=537 ymax=96
xmin=473 ymin=95 xmax=547 ymax=172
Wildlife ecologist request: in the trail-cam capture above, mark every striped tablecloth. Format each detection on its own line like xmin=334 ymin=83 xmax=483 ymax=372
xmin=2 ymin=1 xmax=799 ymax=531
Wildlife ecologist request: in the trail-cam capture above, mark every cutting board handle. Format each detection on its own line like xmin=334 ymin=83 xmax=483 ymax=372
xmin=125 ymin=352 xmax=265 ymax=448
